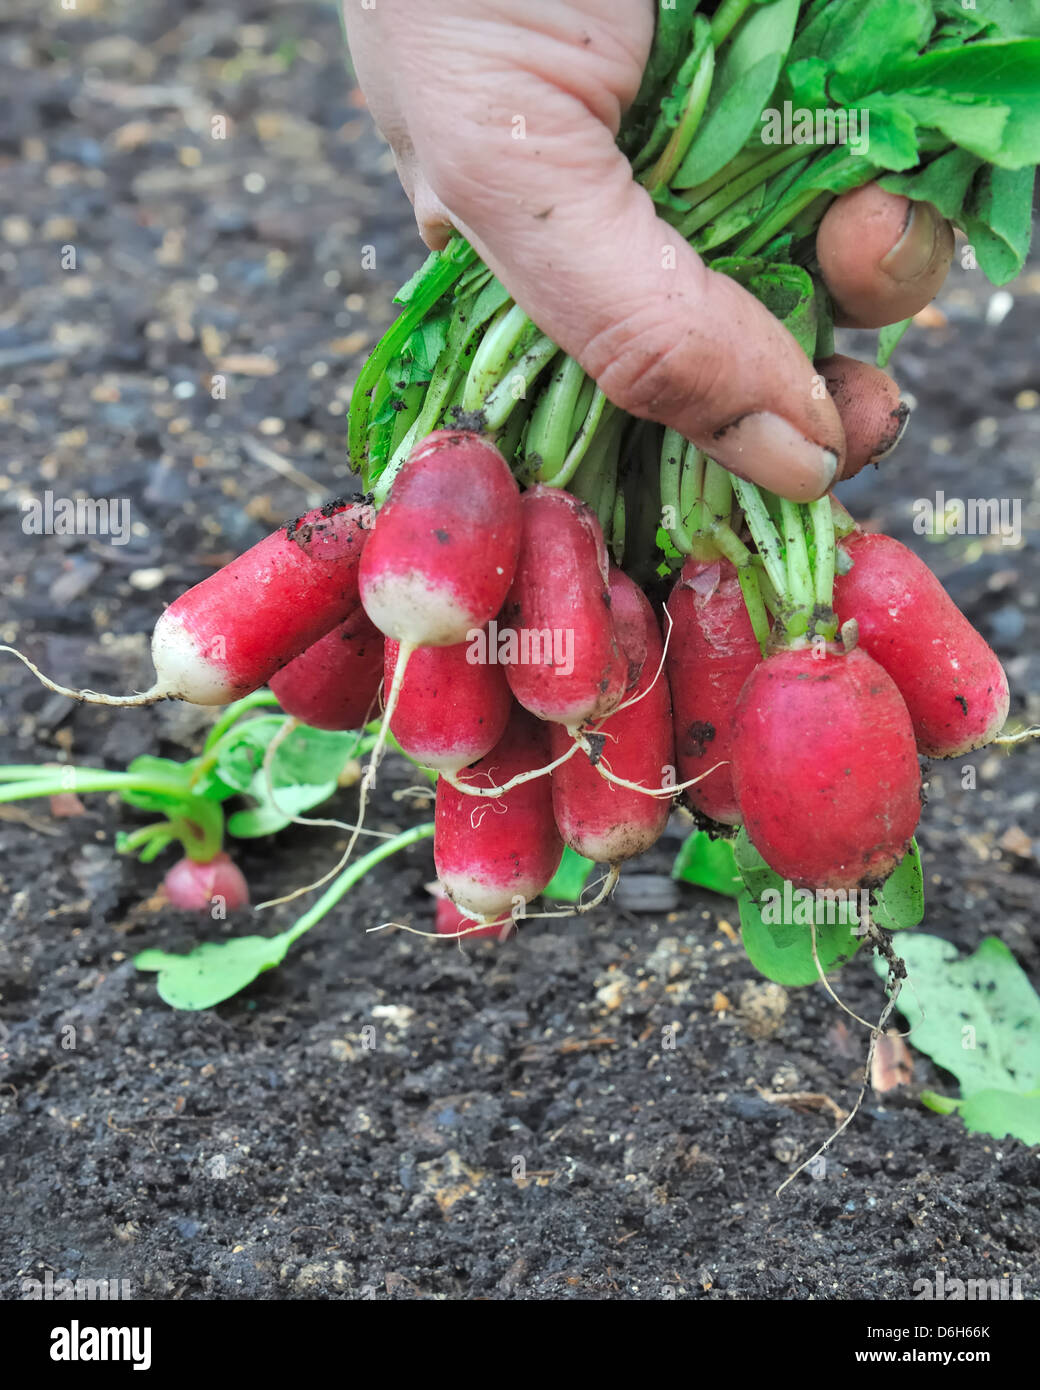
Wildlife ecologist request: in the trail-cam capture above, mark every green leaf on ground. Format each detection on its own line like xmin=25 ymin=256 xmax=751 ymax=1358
xmin=543 ymin=846 xmax=595 ymax=901
xmin=878 ymin=934 xmax=1040 ymax=1144
xmin=672 ymin=830 xmax=740 ymax=896
xmin=135 ymin=933 xmax=294 ymax=1011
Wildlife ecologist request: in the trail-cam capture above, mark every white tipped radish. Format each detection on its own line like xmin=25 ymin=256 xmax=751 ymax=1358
xmin=2 ymin=499 xmax=374 ymax=708
xmin=384 ymin=635 xmax=512 ymax=773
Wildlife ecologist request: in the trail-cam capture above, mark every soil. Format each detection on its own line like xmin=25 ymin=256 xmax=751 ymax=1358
xmin=1 ymin=0 xmax=1038 ymax=1302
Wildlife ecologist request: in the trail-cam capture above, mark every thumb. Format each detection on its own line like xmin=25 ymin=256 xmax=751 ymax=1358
xmin=410 ymin=75 xmax=844 ymax=500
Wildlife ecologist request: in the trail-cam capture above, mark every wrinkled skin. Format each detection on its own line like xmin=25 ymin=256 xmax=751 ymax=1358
xmin=344 ymin=0 xmax=953 ymax=500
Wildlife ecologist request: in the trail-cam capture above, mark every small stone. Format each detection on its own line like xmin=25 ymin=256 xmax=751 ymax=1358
xmin=128 ymin=568 xmax=165 ymax=591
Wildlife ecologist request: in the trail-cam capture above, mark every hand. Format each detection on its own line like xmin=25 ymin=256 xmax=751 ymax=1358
xmin=343 ymin=0 xmax=954 ymax=501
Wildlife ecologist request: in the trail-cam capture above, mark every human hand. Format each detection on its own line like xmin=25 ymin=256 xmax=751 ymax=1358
xmin=343 ymin=0 xmax=954 ymax=501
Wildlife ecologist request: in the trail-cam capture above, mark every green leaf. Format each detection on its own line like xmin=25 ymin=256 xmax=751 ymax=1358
xmin=214 ymin=719 xmax=360 ymax=796
xmin=876 ymin=317 xmax=912 ymax=368
xmin=543 ymin=845 xmax=595 ymax=901
xmin=870 ymin=839 xmax=924 ymax=929
xmin=119 ymin=756 xmax=190 ymax=812
xmin=738 ymin=887 xmax=863 ymax=987
xmin=135 ymin=934 xmax=294 ymax=1011
xmin=961 ymin=164 xmax=1036 ymax=284
xmin=672 ymin=830 xmax=740 ymax=897
xmin=878 ymin=935 xmax=1040 ymax=1144
xmin=733 ymin=826 xmax=782 ymax=900
xmin=675 ymin=0 xmax=801 ymax=188
xmin=226 ymin=780 xmax=338 ymax=838
xmin=878 ymin=147 xmax=983 ymax=222
xmin=957 ymin=1089 xmax=1040 ymax=1145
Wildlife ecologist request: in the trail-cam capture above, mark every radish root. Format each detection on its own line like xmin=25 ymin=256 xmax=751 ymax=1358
xmin=0 ymin=645 xmax=164 ymax=706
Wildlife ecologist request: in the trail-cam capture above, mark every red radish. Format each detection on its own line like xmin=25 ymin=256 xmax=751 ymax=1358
xmin=269 ymin=605 xmax=384 ymax=731
xmin=666 ymin=556 xmax=763 ymax=826
xmin=2 ymin=500 xmax=374 ymax=708
xmin=500 ymin=486 xmax=627 ymax=728
xmin=550 ymin=570 xmax=673 ymax=862
xmin=732 ymin=645 xmax=921 ymax=890
xmin=385 ymin=635 xmax=512 ymax=772
xmin=434 ymin=888 xmax=513 ymax=940
xmin=359 ymin=430 xmax=521 ymax=648
xmin=152 ymin=500 xmax=374 ymax=704
xmin=163 ymin=852 xmax=250 ymax=911
xmin=833 ymin=532 xmax=1010 ymax=757
xmin=435 ymin=705 xmax=563 ymax=921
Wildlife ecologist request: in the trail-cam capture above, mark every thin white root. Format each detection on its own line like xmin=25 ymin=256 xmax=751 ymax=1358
xmin=509 ymin=864 xmax=621 ymax=923
xmin=993 ymin=725 xmax=1040 ymax=746
xmin=608 ymin=604 xmax=675 ymax=717
xmin=590 ymin=743 xmax=730 ymax=799
xmin=441 ymin=737 xmax=582 ymax=799
xmin=260 ymin=647 xmax=413 ymax=911
xmin=809 ymin=913 xmax=912 ymax=1037
xmin=0 ymin=645 xmax=165 ymax=706
xmin=775 ymin=924 xmax=909 ymax=1197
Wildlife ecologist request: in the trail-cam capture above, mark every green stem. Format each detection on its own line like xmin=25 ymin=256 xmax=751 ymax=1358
xmin=203 ymin=690 xmax=281 ymax=754
xmin=540 ymin=388 xmax=613 ymax=488
xmin=731 ymin=185 xmax=833 ymax=258
xmin=678 ymin=143 xmax=807 ymax=238
xmin=0 ymin=765 xmax=75 ymax=781
xmin=644 ymin=41 xmax=715 ymax=194
xmin=810 ymin=495 xmax=837 ymax=611
xmin=0 ymin=772 xmax=187 ymax=805
xmin=119 ymin=820 xmax=176 ymax=853
xmin=710 ymin=0 xmax=754 ymax=46
xmin=481 ymin=334 xmax=558 ymax=431
xmin=461 ymin=302 xmax=533 ymax=412
xmin=730 ymin=475 xmax=787 ymax=598
xmin=282 ymin=822 xmax=436 ymax=947
xmin=779 ymin=498 xmax=813 ymax=640
xmin=523 ymin=352 xmax=586 ymax=479
xmin=674 ymin=142 xmax=776 ymax=201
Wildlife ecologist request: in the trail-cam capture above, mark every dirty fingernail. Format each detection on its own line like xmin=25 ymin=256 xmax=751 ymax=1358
xmin=880 ymin=201 xmax=940 ymax=283
xmin=709 ymin=412 xmax=840 ymax=500
xmin=871 ymin=396 xmax=912 ymax=464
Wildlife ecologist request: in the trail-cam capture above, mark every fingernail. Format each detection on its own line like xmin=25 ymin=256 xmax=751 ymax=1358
xmin=709 ymin=412 xmax=839 ymax=500
xmin=880 ymin=201 xmax=940 ymax=283
xmin=871 ymin=395 xmax=912 ymax=464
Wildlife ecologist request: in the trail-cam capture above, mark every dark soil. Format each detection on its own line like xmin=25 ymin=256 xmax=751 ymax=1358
xmin=1 ymin=0 xmax=1038 ymax=1302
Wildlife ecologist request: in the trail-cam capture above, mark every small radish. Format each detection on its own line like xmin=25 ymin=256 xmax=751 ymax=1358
xmin=732 ymin=645 xmax=921 ymax=890
xmin=500 ymin=486 xmax=627 ymax=729
xmin=833 ymin=532 xmax=1010 ymax=757
xmin=435 ymin=705 xmax=563 ymax=922
xmin=269 ymin=604 xmax=384 ymax=731
xmin=163 ymin=852 xmax=250 ymax=911
xmin=385 ymin=635 xmax=512 ymax=772
xmin=3 ymin=500 xmax=374 ymax=707
xmin=550 ymin=570 xmax=674 ymax=862
xmin=433 ymin=886 xmax=513 ymax=941
xmin=666 ymin=556 xmax=763 ymax=826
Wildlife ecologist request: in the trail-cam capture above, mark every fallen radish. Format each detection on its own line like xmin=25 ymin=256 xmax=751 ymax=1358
xmin=163 ymin=852 xmax=250 ymax=912
xmin=666 ymin=556 xmax=763 ymax=826
xmin=500 ymin=486 xmax=627 ymax=729
xmin=732 ymin=645 xmax=921 ymax=890
xmin=269 ymin=604 xmax=384 ymax=731
xmin=833 ymin=532 xmax=1010 ymax=757
xmin=550 ymin=570 xmax=674 ymax=862
xmin=385 ymin=635 xmax=512 ymax=772
xmin=433 ymin=885 xmax=513 ymax=941
xmin=3 ymin=499 xmax=375 ymax=707
xmin=435 ymin=705 xmax=563 ymax=922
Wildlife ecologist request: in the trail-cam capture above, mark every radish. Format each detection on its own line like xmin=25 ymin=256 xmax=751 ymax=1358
xmin=2 ymin=500 xmax=374 ymax=707
xmin=385 ymin=635 xmax=512 ymax=773
xmin=163 ymin=852 xmax=250 ymax=912
xmin=268 ymin=604 xmax=384 ymax=731
xmin=833 ymin=532 xmax=1010 ymax=757
xmin=434 ymin=887 xmax=513 ymax=941
xmin=357 ymin=429 xmax=521 ymax=787
xmin=550 ymin=570 xmax=674 ymax=863
xmin=732 ymin=645 xmax=921 ymax=890
xmin=435 ymin=705 xmax=563 ymax=921
xmin=500 ymin=486 xmax=627 ymax=729
xmin=665 ymin=556 xmax=763 ymax=826
xmin=359 ymin=429 xmax=521 ymax=648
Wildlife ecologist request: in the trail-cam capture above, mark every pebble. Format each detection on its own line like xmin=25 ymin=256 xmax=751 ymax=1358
xmin=128 ymin=567 xmax=165 ymax=591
